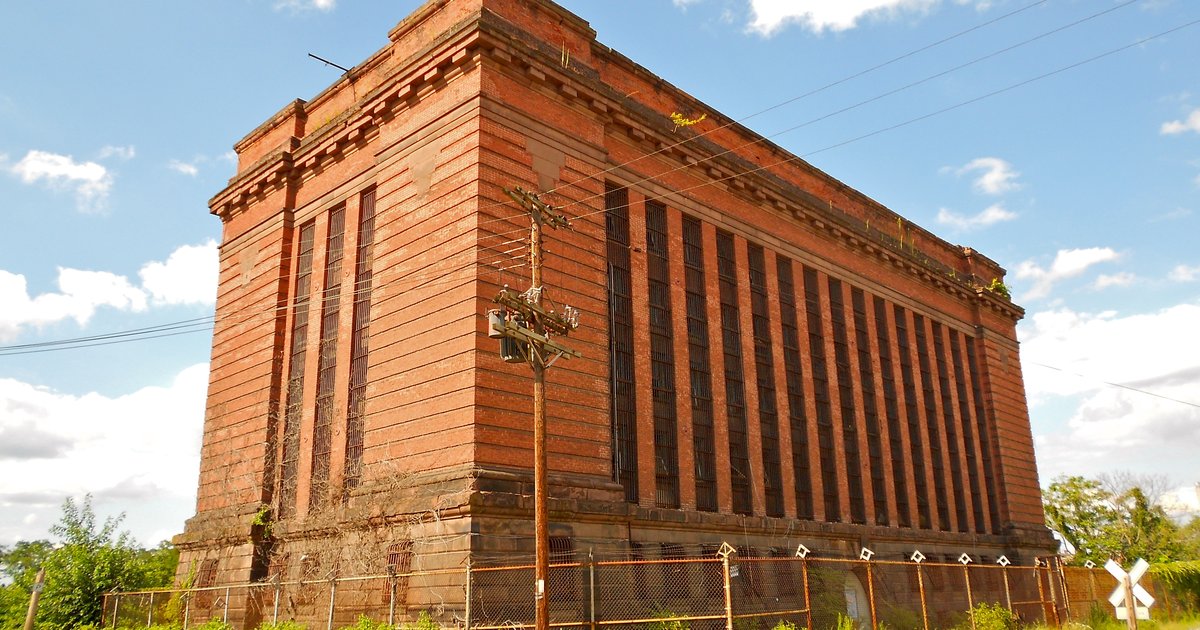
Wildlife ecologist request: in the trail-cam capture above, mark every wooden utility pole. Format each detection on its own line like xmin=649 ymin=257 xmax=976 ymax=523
xmin=488 ymin=186 xmax=580 ymax=630
xmin=24 ymin=567 xmax=45 ymax=630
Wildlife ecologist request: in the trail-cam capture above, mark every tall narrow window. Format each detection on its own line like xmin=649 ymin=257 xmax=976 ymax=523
xmin=966 ymin=337 xmax=1003 ymax=533
xmin=894 ymin=305 xmax=931 ymax=529
xmin=748 ymin=244 xmax=784 ymax=517
xmin=874 ymin=297 xmax=910 ymax=527
xmin=912 ymin=314 xmax=951 ymax=531
xmin=932 ymin=322 xmax=968 ymax=531
xmin=279 ymin=221 xmax=316 ymax=519
xmin=646 ymin=201 xmax=680 ymax=508
xmin=682 ymin=216 xmax=717 ymax=511
xmin=949 ymin=331 xmax=986 ymax=533
xmin=343 ymin=188 xmax=376 ymax=501
xmin=716 ymin=230 xmax=752 ymax=515
xmin=804 ymin=268 xmax=839 ymax=521
xmin=310 ymin=205 xmax=346 ymax=510
xmin=777 ymin=257 xmax=813 ymax=520
xmin=852 ymin=288 xmax=888 ymax=525
xmin=828 ymin=278 xmax=865 ymax=524
xmin=606 ymin=184 xmax=638 ymax=503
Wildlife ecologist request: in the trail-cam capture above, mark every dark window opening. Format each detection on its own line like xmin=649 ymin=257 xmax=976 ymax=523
xmin=683 ymin=216 xmax=718 ymax=512
xmin=913 ymin=314 xmax=951 ymax=531
xmin=646 ymin=201 xmax=680 ymax=508
xmin=873 ymin=297 xmax=910 ymax=527
xmin=310 ymin=204 xmax=346 ymax=510
xmin=717 ymin=230 xmax=753 ymax=515
xmin=606 ymin=183 xmax=638 ymax=502
xmin=894 ymin=305 xmax=931 ymax=529
xmin=777 ymin=256 xmax=814 ymax=520
xmin=343 ymin=188 xmax=376 ymax=500
xmin=950 ymin=331 xmax=986 ymax=534
xmin=852 ymin=288 xmax=888 ymax=525
xmin=804 ymin=267 xmax=839 ymax=521
xmin=932 ymin=322 xmax=968 ymax=532
xmin=279 ymin=221 xmax=316 ymax=519
xmin=748 ymin=243 xmax=784 ymax=517
xmin=828 ymin=278 xmax=865 ymax=524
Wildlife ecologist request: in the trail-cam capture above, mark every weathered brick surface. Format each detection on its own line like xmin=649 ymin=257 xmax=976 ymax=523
xmin=179 ymin=0 xmax=1054 ymax=601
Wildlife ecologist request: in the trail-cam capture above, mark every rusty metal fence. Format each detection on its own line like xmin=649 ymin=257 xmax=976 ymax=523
xmin=102 ymin=547 xmax=1190 ymax=630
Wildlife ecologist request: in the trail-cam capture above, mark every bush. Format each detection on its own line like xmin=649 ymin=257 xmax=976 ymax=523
xmin=193 ymin=619 xmax=234 ymax=630
xmin=339 ymin=615 xmax=393 ymax=630
xmin=400 ymin=610 xmax=440 ymax=630
xmin=962 ymin=603 xmax=1018 ymax=630
xmin=648 ymin=610 xmax=691 ymax=630
xmin=258 ymin=621 xmax=310 ymax=630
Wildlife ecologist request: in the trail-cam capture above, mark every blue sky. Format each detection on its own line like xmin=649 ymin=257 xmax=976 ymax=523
xmin=1 ymin=0 xmax=1198 ymax=546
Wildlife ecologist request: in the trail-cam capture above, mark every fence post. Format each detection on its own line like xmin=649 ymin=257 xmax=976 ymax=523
xmin=273 ymin=579 xmax=280 ymax=625
xmin=997 ymin=557 xmax=1012 ymax=613
xmin=223 ymin=587 xmax=231 ymax=625
xmin=1054 ymin=556 xmax=1070 ymax=623
xmin=183 ymin=592 xmax=191 ymax=630
xmin=800 ymin=554 xmax=812 ymax=630
xmin=588 ymin=549 xmax=596 ymax=630
xmin=464 ymin=558 xmax=472 ymax=630
xmin=912 ymin=551 xmax=929 ymax=630
xmin=1034 ymin=561 xmax=1050 ymax=626
xmin=113 ymin=594 xmax=121 ymax=630
xmin=719 ymin=543 xmax=735 ymax=630
xmin=388 ymin=568 xmax=397 ymax=627
xmin=861 ymin=547 xmax=878 ymax=630
xmin=148 ymin=592 xmax=155 ymax=628
xmin=959 ymin=555 xmax=975 ymax=630
xmin=326 ymin=576 xmax=337 ymax=630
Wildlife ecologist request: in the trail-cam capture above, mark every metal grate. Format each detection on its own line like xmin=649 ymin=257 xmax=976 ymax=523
xmin=932 ymin=322 xmax=969 ymax=532
xmin=776 ymin=256 xmax=814 ymax=520
xmin=279 ymin=221 xmax=316 ymax=519
xmin=874 ymin=296 xmax=910 ymax=527
xmin=645 ymin=201 xmax=680 ymax=508
xmin=716 ymin=230 xmax=752 ymax=515
xmin=893 ymin=305 xmax=932 ymax=529
xmin=803 ymin=267 xmax=839 ymax=522
xmin=682 ymin=216 xmax=717 ymax=512
xmin=852 ymin=288 xmax=888 ymax=526
xmin=949 ymin=330 xmax=987 ymax=533
xmin=606 ymin=183 xmax=638 ymax=503
xmin=343 ymin=188 xmax=376 ymax=500
xmin=828 ymin=278 xmax=865 ymax=525
xmin=913 ymin=314 xmax=951 ymax=531
xmin=967 ymin=336 xmax=1003 ymax=533
xmin=310 ymin=204 xmax=346 ymax=511
xmin=748 ymin=243 xmax=784 ymax=518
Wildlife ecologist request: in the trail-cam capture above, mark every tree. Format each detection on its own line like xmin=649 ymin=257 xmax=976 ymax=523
xmin=1044 ymin=474 xmax=1183 ymax=565
xmin=0 ymin=495 xmax=178 ymax=630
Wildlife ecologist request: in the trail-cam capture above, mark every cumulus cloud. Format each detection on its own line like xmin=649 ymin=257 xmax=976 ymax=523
xmin=953 ymin=157 xmax=1021 ymax=195
xmin=0 ymin=241 xmax=219 ymax=341
xmin=0 ymin=364 xmax=208 ymax=540
xmin=274 ymin=0 xmax=335 ymax=12
xmin=1014 ymin=247 xmax=1120 ymax=300
xmin=1169 ymin=264 xmax=1200 ymax=282
xmin=1093 ymin=272 xmax=1135 ymax=290
xmin=167 ymin=159 xmax=199 ymax=177
xmin=139 ymin=239 xmax=219 ymax=306
xmin=6 ymin=150 xmax=113 ymax=212
xmin=0 ymin=422 xmax=74 ymax=460
xmin=1160 ymin=108 xmax=1200 ymax=135
xmin=0 ymin=268 xmax=147 ymax=341
xmin=98 ymin=145 xmax=136 ymax=161
xmin=1022 ymin=303 xmax=1200 ymax=481
xmin=936 ymin=203 xmax=1017 ymax=231
xmin=745 ymin=0 xmax=997 ymax=36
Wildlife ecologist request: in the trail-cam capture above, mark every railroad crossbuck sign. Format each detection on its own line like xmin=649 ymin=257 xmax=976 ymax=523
xmin=1105 ymin=559 xmax=1154 ymax=620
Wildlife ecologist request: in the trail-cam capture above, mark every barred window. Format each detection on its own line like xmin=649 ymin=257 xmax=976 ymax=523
xmin=717 ymin=230 xmax=752 ymax=515
xmin=777 ymin=256 xmax=814 ymax=520
xmin=606 ymin=183 xmax=638 ymax=502
xmin=932 ymin=322 xmax=968 ymax=532
xmin=748 ymin=243 xmax=784 ymax=517
xmin=852 ymin=288 xmax=888 ymax=525
xmin=804 ymin=267 xmax=839 ymax=521
xmin=310 ymin=204 xmax=346 ymax=510
xmin=646 ymin=201 xmax=680 ymax=508
xmin=966 ymin=337 xmax=1003 ymax=533
xmin=874 ymin=297 xmax=910 ymax=527
xmin=828 ymin=278 xmax=865 ymax=524
xmin=950 ymin=331 xmax=986 ymax=533
xmin=343 ymin=188 xmax=377 ymax=500
xmin=279 ymin=221 xmax=316 ymax=519
xmin=893 ymin=305 xmax=931 ymax=529
xmin=682 ymin=216 xmax=717 ymax=511
xmin=912 ymin=314 xmax=951 ymax=531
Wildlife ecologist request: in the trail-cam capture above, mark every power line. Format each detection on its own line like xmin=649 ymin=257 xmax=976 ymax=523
xmin=1028 ymin=362 xmax=1200 ymax=410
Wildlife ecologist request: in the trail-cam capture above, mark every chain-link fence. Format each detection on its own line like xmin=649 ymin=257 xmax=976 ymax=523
xmin=102 ymin=548 xmax=1192 ymax=630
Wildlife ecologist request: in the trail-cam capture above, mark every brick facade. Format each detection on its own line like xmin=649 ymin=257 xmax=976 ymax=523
xmin=176 ymin=0 xmax=1055 ymax=620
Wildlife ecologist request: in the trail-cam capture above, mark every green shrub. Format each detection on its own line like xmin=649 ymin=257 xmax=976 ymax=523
xmin=193 ymin=620 xmax=234 ymax=630
xmin=832 ymin=613 xmax=856 ymax=630
xmin=772 ymin=621 xmax=799 ymax=630
xmin=962 ymin=603 xmax=1018 ymax=630
xmin=338 ymin=615 xmax=393 ymax=630
xmin=400 ymin=610 xmax=440 ymax=630
xmin=878 ymin=604 xmax=924 ymax=630
xmin=258 ymin=621 xmax=309 ymax=630
xmin=648 ymin=609 xmax=691 ymax=630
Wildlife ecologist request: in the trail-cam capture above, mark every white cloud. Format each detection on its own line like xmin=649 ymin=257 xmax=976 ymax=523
xmin=672 ymin=0 xmax=702 ymax=6
xmin=1014 ymin=247 xmax=1120 ymax=300
xmin=139 ymin=240 xmax=219 ymax=306
xmin=7 ymin=150 xmax=113 ymax=212
xmin=167 ymin=159 xmax=199 ymax=177
xmin=1169 ymin=264 xmax=1200 ymax=282
xmin=0 ymin=364 xmax=208 ymax=543
xmin=936 ymin=203 xmax=1017 ymax=230
xmin=745 ymin=0 xmax=997 ymax=36
xmin=954 ymin=156 xmax=1021 ymax=195
xmin=1093 ymin=272 xmax=1135 ymax=290
xmin=0 ymin=268 xmax=147 ymax=341
xmin=98 ymin=145 xmax=136 ymax=161
xmin=0 ymin=241 xmax=219 ymax=341
xmin=274 ymin=0 xmax=335 ymax=12
xmin=1160 ymin=108 xmax=1200 ymax=135
xmin=1022 ymin=303 xmax=1200 ymax=482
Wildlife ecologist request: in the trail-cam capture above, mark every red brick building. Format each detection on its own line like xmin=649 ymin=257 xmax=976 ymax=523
xmin=177 ymin=0 xmax=1053 ymax=608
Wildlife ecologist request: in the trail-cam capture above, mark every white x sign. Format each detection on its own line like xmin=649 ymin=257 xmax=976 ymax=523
xmin=1106 ymin=559 xmax=1155 ymax=620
